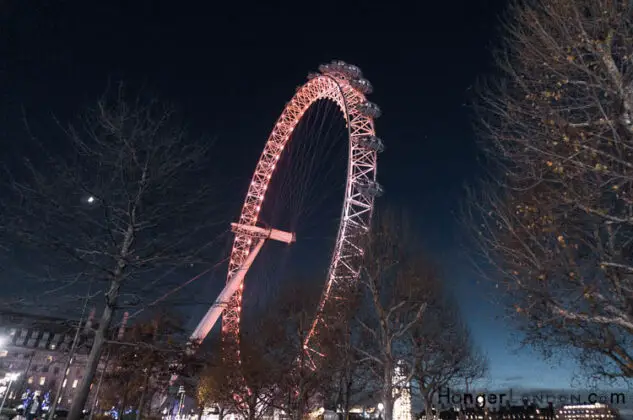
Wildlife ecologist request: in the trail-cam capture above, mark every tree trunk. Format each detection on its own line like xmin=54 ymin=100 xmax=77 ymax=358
xmin=292 ymin=403 xmax=303 ymax=420
xmin=197 ymin=405 xmax=204 ymax=420
xmin=120 ymin=391 xmax=129 ymax=420
xmin=382 ymin=360 xmax=394 ymax=420
xmin=135 ymin=371 xmax=151 ymax=420
xmin=383 ymin=398 xmax=394 ymax=420
xmin=423 ymin=396 xmax=433 ymax=420
xmin=343 ymin=370 xmax=352 ymax=420
xmin=219 ymin=406 xmax=225 ymax=420
xmin=48 ymin=353 xmax=72 ymax=420
xmin=293 ymin=382 xmax=305 ymax=420
xmin=68 ymin=288 xmax=118 ymax=420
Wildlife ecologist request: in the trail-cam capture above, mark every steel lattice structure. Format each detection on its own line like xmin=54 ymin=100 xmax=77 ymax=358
xmin=221 ymin=61 xmax=384 ymax=364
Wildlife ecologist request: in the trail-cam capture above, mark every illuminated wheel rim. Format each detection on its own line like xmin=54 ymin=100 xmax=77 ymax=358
xmin=224 ymin=61 xmax=382 ymax=366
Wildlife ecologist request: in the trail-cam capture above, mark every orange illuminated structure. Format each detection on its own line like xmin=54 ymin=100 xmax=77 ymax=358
xmin=190 ymin=60 xmax=383 ymax=370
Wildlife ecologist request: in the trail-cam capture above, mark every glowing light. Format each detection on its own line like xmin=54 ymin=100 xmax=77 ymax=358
xmin=214 ymin=62 xmax=379 ymax=390
xmin=393 ymin=362 xmax=412 ymax=420
xmin=86 ymin=196 xmax=95 ymax=204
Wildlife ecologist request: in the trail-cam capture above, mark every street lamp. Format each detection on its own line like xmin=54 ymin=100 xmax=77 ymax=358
xmin=0 ymin=373 xmax=20 ymax=413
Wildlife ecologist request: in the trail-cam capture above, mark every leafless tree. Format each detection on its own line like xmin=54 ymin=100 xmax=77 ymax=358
xmin=469 ymin=0 xmax=633 ymax=380
xmin=215 ymin=314 xmax=282 ymax=420
xmin=0 ymin=85 xmax=222 ymax=419
xmin=251 ymin=281 xmax=336 ymax=420
xmin=353 ymin=209 xmax=437 ymax=420
xmin=321 ymin=319 xmax=377 ymax=419
xmin=98 ymin=311 xmax=190 ymax=420
xmin=410 ymin=296 xmax=488 ymax=415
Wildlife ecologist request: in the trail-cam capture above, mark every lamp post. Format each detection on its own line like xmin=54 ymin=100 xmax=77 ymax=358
xmin=0 ymin=373 xmax=21 ymax=414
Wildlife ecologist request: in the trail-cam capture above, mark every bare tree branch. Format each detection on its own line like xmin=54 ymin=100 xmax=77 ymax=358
xmin=0 ymin=84 xmax=224 ymax=419
xmin=354 ymin=208 xmax=439 ymax=420
xmin=468 ymin=0 xmax=633 ymax=381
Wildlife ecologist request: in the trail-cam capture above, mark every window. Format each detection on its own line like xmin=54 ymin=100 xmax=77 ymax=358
xmin=62 ymin=379 xmax=67 ymax=387
xmin=39 ymin=377 xmax=45 ymax=386
xmin=72 ymin=379 xmax=78 ymax=388
xmin=42 ymin=366 xmax=49 ymax=373
xmin=54 ymin=367 xmax=60 ymax=374
xmin=46 ymin=355 xmax=53 ymax=363
xmin=27 ymin=377 xmax=33 ymax=384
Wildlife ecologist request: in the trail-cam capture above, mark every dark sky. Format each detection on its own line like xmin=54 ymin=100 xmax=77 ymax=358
xmin=0 ymin=0 xmax=580 ymax=388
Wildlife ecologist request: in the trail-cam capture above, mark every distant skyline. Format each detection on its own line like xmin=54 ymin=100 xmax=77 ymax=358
xmin=0 ymin=0 xmax=595 ymax=389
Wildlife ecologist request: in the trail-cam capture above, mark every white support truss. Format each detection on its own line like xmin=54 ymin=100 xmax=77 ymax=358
xmin=220 ymin=60 xmax=382 ymax=367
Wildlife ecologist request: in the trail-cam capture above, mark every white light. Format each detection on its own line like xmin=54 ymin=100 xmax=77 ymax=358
xmin=377 ymin=403 xmax=384 ymax=411
xmin=87 ymin=196 xmax=95 ymax=204
xmin=393 ymin=362 xmax=411 ymax=420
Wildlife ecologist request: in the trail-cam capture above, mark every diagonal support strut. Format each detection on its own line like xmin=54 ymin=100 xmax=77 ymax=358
xmin=189 ymin=223 xmax=295 ymax=344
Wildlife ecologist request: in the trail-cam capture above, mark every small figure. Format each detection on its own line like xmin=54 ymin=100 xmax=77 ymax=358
xmin=12 ymin=408 xmax=27 ymax=420
xmin=26 ymin=395 xmax=41 ymax=420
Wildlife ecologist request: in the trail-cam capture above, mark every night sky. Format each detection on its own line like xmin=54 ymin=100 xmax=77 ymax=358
xmin=0 ymin=0 xmax=580 ymax=389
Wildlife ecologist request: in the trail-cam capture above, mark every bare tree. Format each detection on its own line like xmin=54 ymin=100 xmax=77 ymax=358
xmin=354 ymin=209 xmax=437 ymax=420
xmin=195 ymin=354 xmax=230 ymax=420
xmin=0 ymin=85 xmax=221 ymax=419
xmin=216 ymin=316 xmax=280 ymax=420
xmin=410 ymin=296 xmax=488 ymax=415
xmin=99 ymin=311 xmax=190 ymax=420
xmin=264 ymin=282 xmax=343 ymax=420
xmin=322 ymin=319 xmax=377 ymax=419
xmin=470 ymin=0 xmax=633 ymax=380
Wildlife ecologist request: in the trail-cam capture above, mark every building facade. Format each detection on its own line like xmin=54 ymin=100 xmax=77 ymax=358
xmin=0 ymin=310 xmax=98 ymax=410
xmin=556 ymin=403 xmax=619 ymax=420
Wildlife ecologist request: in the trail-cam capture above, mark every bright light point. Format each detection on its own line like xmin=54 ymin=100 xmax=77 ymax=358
xmin=86 ymin=196 xmax=95 ymax=204
xmin=378 ymin=403 xmax=384 ymax=411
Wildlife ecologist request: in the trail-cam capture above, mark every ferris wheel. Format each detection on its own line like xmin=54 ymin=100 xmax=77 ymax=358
xmin=190 ymin=60 xmax=384 ymax=367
